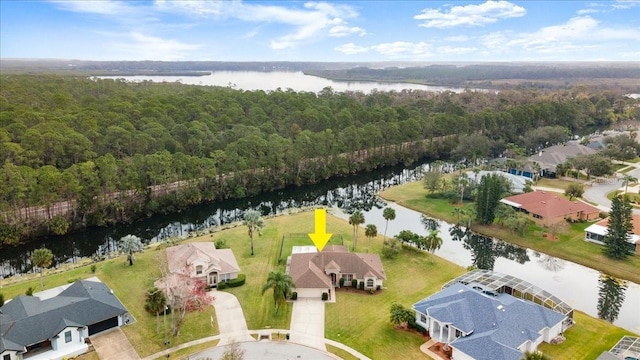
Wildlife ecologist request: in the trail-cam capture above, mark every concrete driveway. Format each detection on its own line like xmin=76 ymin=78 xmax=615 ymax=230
xmin=91 ymin=328 xmax=140 ymax=360
xmin=290 ymin=298 xmax=326 ymax=351
xmin=211 ymin=290 xmax=255 ymax=346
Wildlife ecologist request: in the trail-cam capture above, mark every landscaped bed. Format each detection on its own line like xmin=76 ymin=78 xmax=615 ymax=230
xmin=1 ymin=209 xmax=635 ymax=360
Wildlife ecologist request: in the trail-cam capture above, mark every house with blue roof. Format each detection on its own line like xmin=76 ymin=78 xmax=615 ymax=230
xmin=0 ymin=279 xmax=129 ymax=360
xmin=412 ymin=282 xmax=567 ymax=360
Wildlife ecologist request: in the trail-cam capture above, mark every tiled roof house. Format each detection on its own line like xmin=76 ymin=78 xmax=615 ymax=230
xmin=0 ymin=279 xmax=129 ymax=360
xmin=413 ymin=283 xmax=567 ymax=360
xmin=287 ymin=245 xmax=385 ymax=299
xmin=501 ymin=191 xmax=600 ymax=225
xmin=166 ymin=242 xmax=241 ymax=287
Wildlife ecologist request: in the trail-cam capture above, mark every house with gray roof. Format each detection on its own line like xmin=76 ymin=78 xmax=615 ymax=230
xmin=413 ymin=282 xmax=566 ymax=360
xmin=0 ymin=279 xmax=129 ymax=360
xmin=287 ymin=245 xmax=385 ymax=299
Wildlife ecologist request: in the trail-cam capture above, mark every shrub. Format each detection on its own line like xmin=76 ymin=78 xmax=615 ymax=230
xmin=339 ymin=277 xmax=345 ymax=288
xmin=599 ymin=211 xmax=609 ymax=219
xmin=351 ymin=279 xmax=358 ymax=288
xmin=90 ymin=264 xmax=97 ymax=274
xmin=368 ymin=288 xmax=374 ymax=294
xmin=565 ymin=183 xmax=584 ymax=199
xmin=0 ymin=293 xmax=4 ymax=306
xmin=359 ymin=281 xmax=364 ymax=290
xmin=26 ymin=287 xmax=34 ymax=296
xmin=217 ymin=282 xmax=227 ymax=290
xmin=214 ymin=239 xmax=227 ymax=249
xmin=321 ymin=292 xmax=328 ymax=301
xmin=291 ymin=292 xmax=298 ymax=300
xmin=376 ymin=285 xmax=381 ymax=291
xmin=226 ymin=274 xmax=246 ymax=288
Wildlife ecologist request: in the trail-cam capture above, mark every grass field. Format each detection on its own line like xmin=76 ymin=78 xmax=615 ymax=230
xmin=2 ymin=208 xmax=635 ymax=359
xmin=379 ymin=180 xmax=640 ymax=284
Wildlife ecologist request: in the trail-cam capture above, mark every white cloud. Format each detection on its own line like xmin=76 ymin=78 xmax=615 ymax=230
xmin=437 ymin=46 xmax=478 ymax=55
xmin=612 ymin=0 xmax=640 ymax=9
xmin=156 ymin=1 xmax=365 ymax=49
xmin=414 ymin=1 xmax=526 ymax=28
xmin=577 ymin=8 xmax=599 ymax=14
xmin=49 ymin=0 xmax=136 ymax=15
xmin=329 ymin=25 xmax=366 ymax=37
xmin=444 ymin=35 xmax=470 ymax=42
xmin=481 ymin=16 xmax=640 ymax=57
xmin=371 ymin=41 xmax=431 ymax=57
xmin=335 ymin=43 xmax=369 ymax=54
xmin=113 ymin=32 xmax=201 ymax=60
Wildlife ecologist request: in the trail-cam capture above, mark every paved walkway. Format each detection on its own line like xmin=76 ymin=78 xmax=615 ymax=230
xmin=91 ymin=328 xmax=140 ymax=360
xmin=190 ymin=340 xmax=340 ymax=360
xmin=211 ymin=290 xmax=255 ymax=346
xmin=420 ymin=339 xmax=445 ymax=360
xmin=290 ymin=298 xmax=327 ymax=351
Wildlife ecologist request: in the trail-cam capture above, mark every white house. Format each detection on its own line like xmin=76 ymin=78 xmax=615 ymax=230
xmin=165 ymin=242 xmax=241 ymax=287
xmin=0 ymin=279 xmax=129 ymax=360
xmin=585 ymin=215 xmax=640 ymax=255
xmin=413 ymin=282 xmax=567 ymax=360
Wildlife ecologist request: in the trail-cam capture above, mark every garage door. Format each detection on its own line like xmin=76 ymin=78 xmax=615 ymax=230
xmin=88 ymin=317 xmax=119 ymax=335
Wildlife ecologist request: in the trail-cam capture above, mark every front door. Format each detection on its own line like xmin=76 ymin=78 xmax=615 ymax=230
xmin=209 ymin=273 xmax=217 ymax=286
xmin=331 ymin=273 xmax=337 ymax=285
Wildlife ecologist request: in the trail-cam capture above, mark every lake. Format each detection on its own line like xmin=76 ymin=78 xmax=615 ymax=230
xmin=98 ymin=71 xmax=469 ymax=94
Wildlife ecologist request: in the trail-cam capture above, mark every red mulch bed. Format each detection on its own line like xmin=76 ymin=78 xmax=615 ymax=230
xmin=542 ymin=232 xmax=559 ymax=242
xmin=428 ymin=342 xmax=453 ymax=360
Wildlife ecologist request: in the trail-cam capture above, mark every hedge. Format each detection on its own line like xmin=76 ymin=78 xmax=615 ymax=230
xmin=217 ymin=273 xmax=246 ymax=290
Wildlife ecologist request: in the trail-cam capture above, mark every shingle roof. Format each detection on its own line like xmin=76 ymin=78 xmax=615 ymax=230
xmin=288 ymin=248 xmax=385 ymax=289
xmin=166 ymin=243 xmax=240 ymax=275
xmin=501 ymin=191 xmax=600 ymax=219
xmin=413 ymin=283 xmax=566 ymax=360
xmin=528 ymin=143 xmax=596 ymax=172
xmin=0 ymin=280 xmax=128 ymax=352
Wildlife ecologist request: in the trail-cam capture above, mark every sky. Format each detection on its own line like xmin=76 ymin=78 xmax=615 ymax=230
xmin=1 ymin=0 xmax=639 ymax=62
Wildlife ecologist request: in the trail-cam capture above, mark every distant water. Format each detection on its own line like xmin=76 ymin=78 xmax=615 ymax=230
xmin=98 ymin=70 xmax=469 ymax=94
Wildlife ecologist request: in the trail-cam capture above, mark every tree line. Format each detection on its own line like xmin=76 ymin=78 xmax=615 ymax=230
xmin=1 ymin=74 xmax=639 ymax=245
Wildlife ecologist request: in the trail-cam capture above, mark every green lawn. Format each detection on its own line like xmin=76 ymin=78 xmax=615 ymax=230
xmin=2 ymin=208 xmax=635 ymax=360
xmin=326 ymin=246 xmax=465 ymax=359
xmin=0 ymin=249 xmax=218 ymax=357
xmin=539 ymin=311 xmax=635 ymax=359
xmin=379 ymin=181 xmax=640 ymax=284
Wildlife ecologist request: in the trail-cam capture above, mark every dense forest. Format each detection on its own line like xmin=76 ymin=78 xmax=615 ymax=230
xmin=1 ymin=74 xmax=639 ymax=245
xmin=306 ymin=64 xmax=640 ymax=91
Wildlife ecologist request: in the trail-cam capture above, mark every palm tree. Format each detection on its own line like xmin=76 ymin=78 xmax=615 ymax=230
xmin=622 ymin=174 xmax=637 ymax=194
xmin=452 ymin=206 xmax=466 ymax=226
xmin=348 ymin=210 xmax=365 ymax=251
xmin=424 ymin=230 xmax=443 ymax=263
xmin=120 ymin=234 xmax=144 ymax=266
xmin=364 ymin=224 xmax=377 ymax=253
xmin=31 ymin=247 xmax=53 ymax=289
xmin=243 ymin=210 xmax=265 ymax=256
xmin=520 ymin=351 xmax=550 ymax=360
xmin=261 ymin=270 xmax=295 ymax=314
xmin=382 ymin=207 xmax=396 ymax=239
xmin=145 ymin=287 xmax=167 ymax=333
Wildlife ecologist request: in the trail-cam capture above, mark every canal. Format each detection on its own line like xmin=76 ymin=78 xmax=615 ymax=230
xmin=1 ymin=160 xmax=638 ymax=334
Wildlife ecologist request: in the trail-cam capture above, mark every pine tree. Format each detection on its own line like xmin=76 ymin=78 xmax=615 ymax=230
xmin=603 ymin=196 xmax=634 ymax=260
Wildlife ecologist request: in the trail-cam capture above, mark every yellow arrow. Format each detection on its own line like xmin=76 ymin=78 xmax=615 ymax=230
xmin=308 ymin=208 xmax=332 ymax=252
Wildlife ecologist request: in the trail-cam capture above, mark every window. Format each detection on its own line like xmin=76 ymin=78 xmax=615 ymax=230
xmin=366 ymin=279 xmax=374 ymax=287
xmin=196 ymin=265 xmax=203 ymax=275
xmin=65 ymin=330 xmax=72 ymax=343
xmin=342 ymin=274 xmax=353 ymax=281
xmin=420 ymin=314 xmax=426 ymax=323
xmin=4 ymin=354 xmax=11 ymax=360
xmin=533 ymin=214 xmax=542 ymax=219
